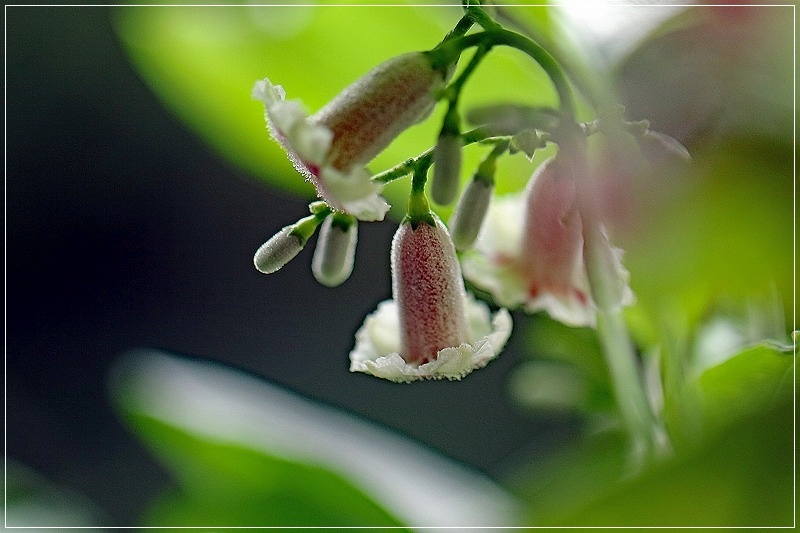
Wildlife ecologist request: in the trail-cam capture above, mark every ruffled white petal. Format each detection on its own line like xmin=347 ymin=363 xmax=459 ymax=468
xmin=350 ymin=295 xmax=512 ymax=383
xmin=253 ymin=78 xmax=389 ymax=222
xmin=319 ymin=166 xmax=390 ymax=222
xmin=252 ymin=78 xmax=286 ymax=106
xmin=253 ymin=79 xmax=331 ymax=166
xmin=461 ymin=193 xmax=632 ymax=328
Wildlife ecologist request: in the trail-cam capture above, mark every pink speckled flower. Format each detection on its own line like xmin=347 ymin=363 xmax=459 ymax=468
xmin=461 ymin=155 xmax=633 ymax=327
xmin=253 ymin=52 xmax=448 ymax=221
xmin=350 ymin=215 xmax=511 ymax=382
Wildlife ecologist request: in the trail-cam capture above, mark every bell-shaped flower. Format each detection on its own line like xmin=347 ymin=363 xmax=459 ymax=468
xmin=253 ymin=52 xmax=448 ymax=221
xmin=350 ymin=214 xmax=512 ymax=382
xmin=460 ymin=155 xmax=633 ymax=327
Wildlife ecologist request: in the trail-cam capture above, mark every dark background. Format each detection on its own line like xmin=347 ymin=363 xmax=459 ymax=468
xmin=6 ymin=6 xmax=572 ymax=525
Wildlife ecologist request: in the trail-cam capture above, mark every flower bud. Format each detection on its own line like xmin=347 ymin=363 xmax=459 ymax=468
xmin=431 ymin=131 xmax=462 ymax=205
xmin=519 ymin=156 xmax=585 ymax=302
xmin=254 ymin=52 xmax=448 ymax=221
xmin=392 ymin=216 xmax=468 ymax=364
xmin=350 ymin=212 xmax=512 ymax=381
xmin=312 ymin=214 xmax=358 ymax=287
xmin=253 ymin=226 xmax=304 ymax=274
xmin=449 ymin=178 xmax=494 ymax=251
xmin=315 ymin=52 xmax=446 ymax=172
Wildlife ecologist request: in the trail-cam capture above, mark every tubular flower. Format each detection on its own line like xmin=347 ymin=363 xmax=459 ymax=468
xmin=350 ymin=215 xmax=512 ymax=382
xmin=460 ymin=156 xmax=633 ymax=327
xmin=253 ymin=52 xmax=448 ymax=221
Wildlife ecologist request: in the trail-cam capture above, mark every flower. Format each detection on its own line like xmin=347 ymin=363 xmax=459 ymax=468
xmin=253 ymin=52 xmax=448 ymax=221
xmin=460 ymin=155 xmax=633 ymax=327
xmin=350 ymin=215 xmax=512 ymax=382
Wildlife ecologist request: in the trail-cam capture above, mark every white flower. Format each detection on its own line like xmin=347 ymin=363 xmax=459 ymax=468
xmin=253 ymin=52 xmax=448 ymax=222
xmin=350 ymin=296 xmax=512 ymax=383
xmin=461 ymin=156 xmax=633 ymax=327
xmin=350 ymin=215 xmax=512 ymax=382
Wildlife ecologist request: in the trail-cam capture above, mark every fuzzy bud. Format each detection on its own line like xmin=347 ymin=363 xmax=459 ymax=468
xmin=312 ymin=214 xmax=358 ymax=287
xmin=392 ymin=215 xmax=468 ymax=365
xmin=449 ymin=178 xmax=494 ymax=251
xmin=253 ymin=226 xmax=304 ymax=274
xmin=431 ymin=132 xmax=463 ymax=205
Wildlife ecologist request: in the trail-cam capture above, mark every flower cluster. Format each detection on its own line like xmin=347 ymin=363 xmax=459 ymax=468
xmin=253 ymin=52 xmax=447 ymax=222
xmin=250 ymin=5 xmax=688 ymax=383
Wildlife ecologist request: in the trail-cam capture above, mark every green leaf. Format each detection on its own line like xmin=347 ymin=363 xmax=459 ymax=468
xmin=507 ymin=429 xmax=631 ymax=525
xmin=697 ymin=343 xmax=793 ymax=433
xmin=126 ymin=415 xmax=404 ymax=528
xmin=6 ymin=461 xmax=105 ymax=528
xmin=623 ymin=138 xmax=794 ymax=331
xmin=114 ymin=4 xmax=562 ymax=216
xmin=110 ymin=349 xmax=521 ymax=528
xmin=544 ymin=401 xmax=793 ymax=526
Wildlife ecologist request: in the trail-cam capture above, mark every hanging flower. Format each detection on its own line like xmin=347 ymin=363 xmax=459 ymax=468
xmin=350 ymin=214 xmax=512 ymax=382
xmin=253 ymin=52 xmax=448 ymax=221
xmin=460 ymin=155 xmax=633 ymax=327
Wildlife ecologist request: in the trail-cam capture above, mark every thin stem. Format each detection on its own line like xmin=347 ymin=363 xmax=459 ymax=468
xmin=290 ymin=208 xmax=331 ymax=245
xmin=371 ymin=128 xmax=505 ymax=185
xmin=474 ymin=139 xmax=509 ymax=185
xmin=430 ymin=28 xmax=575 ymax=117
xmin=567 ymin=134 xmax=664 ymax=464
xmin=464 ymin=2 xmax=501 ymax=31
xmin=439 ymin=11 xmax=475 ymax=45
xmin=406 ymin=164 xmax=435 ymax=227
xmin=596 ymin=310 xmax=661 ymax=465
xmin=444 ymin=43 xmax=491 ymax=106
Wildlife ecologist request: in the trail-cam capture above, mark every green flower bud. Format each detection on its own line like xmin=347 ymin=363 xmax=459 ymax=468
xmin=449 ymin=178 xmax=494 ymax=251
xmin=253 ymin=226 xmax=304 ymax=274
xmin=312 ymin=214 xmax=358 ymax=287
xmin=431 ymin=131 xmax=462 ymax=205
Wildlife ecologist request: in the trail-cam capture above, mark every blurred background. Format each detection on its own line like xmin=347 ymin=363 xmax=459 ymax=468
xmin=5 ymin=1 xmax=795 ymax=527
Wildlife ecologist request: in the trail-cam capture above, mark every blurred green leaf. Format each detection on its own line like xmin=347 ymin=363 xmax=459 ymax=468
xmin=524 ymin=315 xmax=608 ymax=385
xmin=110 ymin=349 xmax=521 ymax=528
xmin=547 ymin=401 xmax=793 ymax=526
xmin=114 ymin=3 xmax=563 ymax=217
xmin=6 ymin=460 xmax=105 ymax=528
xmin=509 ymin=359 xmax=616 ymax=416
xmin=624 ymin=138 xmax=793 ymax=332
xmin=510 ymin=342 xmax=794 ymax=527
xmin=697 ymin=343 xmax=793 ymax=433
xmin=508 ymin=429 xmax=630 ymax=525
xmin=124 ymin=414 xmax=404 ymax=528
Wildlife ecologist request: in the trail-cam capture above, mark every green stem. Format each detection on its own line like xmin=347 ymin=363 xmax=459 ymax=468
xmin=406 ymin=164 xmax=435 ymax=227
xmin=444 ymin=43 xmax=491 ymax=107
xmin=567 ymin=134 xmax=664 ymax=464
xmin=290 ymin=208 xmax=331 ymax=245
xmin=474 ymin=140 xmax=508 ymax=185
xmin=438 ymin=10 xmax=475 ymax=45
xmin=430 ymin=28 xmax=575 ymax=117
xmin=371 ymin=128 xmax=505 ymax=185
xmin=596 ymin=310 xmax=661 ymax=464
